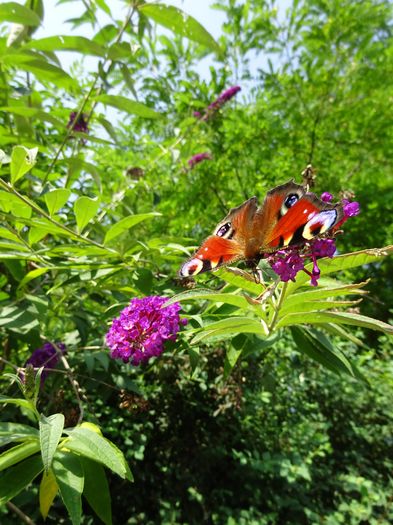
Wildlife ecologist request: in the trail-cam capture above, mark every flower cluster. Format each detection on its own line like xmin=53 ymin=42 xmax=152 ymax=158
xmin=194 ymin=85 xmax=241 ymax=119
xmin=106 ymin=296 xmax=187 ymax=366
xmin=187 ymin=152 xmax=212 ymax=169
xmin=24 ymin=342 xmax=66 ymax=382
xmin=268 ymin=193 xmax=360 ymax=286
xmin=67 ymin=111 xmax=89 ymax=134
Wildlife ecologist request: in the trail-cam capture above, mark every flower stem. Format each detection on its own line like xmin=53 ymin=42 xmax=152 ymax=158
xmin=268 ymin=281 xmax=288 ymax=333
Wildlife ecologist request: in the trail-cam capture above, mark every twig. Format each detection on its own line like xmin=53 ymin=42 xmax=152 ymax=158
xmin=6 ymin=502 xmax=36 ymax=525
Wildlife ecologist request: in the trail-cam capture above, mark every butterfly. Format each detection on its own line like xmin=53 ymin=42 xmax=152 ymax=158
xmin=179 ymin=180 xmax=344 ymax=277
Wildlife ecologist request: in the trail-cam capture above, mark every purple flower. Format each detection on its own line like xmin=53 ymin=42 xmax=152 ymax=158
xmin=196 ymin=85 xmax=241 ymax=119
xmin=269 ymin=250 xmax=304 ymax=282
xmin=321 ymin=192 xmax=333 ymax=203
xmin=268 ymin=238 xmax=336 ymax=286
xmin=187 ymin=152 xmax=212 ymax=169
xmin=343 ymin=200 xmax=360 ymax=217
xmin=67 ymin=111 xmax=89 ymax=134
xmin=216 ymin=85 xmax=241 ymax=104
xmin=24 ymin=342 xmax=66 ymax=383
xmin=106 ymin=296 xmax=187 ymax=366
xmin=311 ymin=238 xmax=336 ymax=258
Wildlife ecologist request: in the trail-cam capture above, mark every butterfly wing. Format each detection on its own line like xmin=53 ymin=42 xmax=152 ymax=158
xmin=255 ymin=182 xmax=344 ymax=250
xmin=179 ymin=197 xmax=258 ymax=277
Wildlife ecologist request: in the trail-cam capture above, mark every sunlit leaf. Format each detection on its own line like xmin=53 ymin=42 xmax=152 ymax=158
xmin=74 ymin=196 xmax=100 ymax=234
xmin=53 ymin=451 xmax=83 ymax=525
xmin=44 ymin=188 xmax=71 ymax=216
xmin=25 ymin=35 xmax=106 ymax=57
xmin=139 ymin=4 xmax=221 ymax=55
xmin=39 ymin=414 xmax=65 ymax=473
xmin=10 ymin=145 xmax=38 ymax=184
xmin=39 ymin=468 xmax=58 ymax=520
xmin=0 ymin=2 xmax=41 ymax=25
xmin=95 ymin=94 xmax=161 ymax=119
xmin=104 ymin=213 xmax=161 ymax=244
xmin=0 ymin=439 xmax=40 ymax=472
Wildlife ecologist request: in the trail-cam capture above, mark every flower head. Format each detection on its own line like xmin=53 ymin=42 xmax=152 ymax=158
xmin=67 ymin=111 xmax=89 ymax=134
xmin=187 ymin=152 xmax=212 ymax=169
xmin=106 ymin=296 xmax=187 ymax=366
xmin=24 ymin=342 xmax=66 ymax=383
xmin=343 ymin=199 xmax=360 ymax=217
xmin=195 ymin=85 xmax=241 ymax=119
xmin=321 ymin=192 xmax=333 ymax=203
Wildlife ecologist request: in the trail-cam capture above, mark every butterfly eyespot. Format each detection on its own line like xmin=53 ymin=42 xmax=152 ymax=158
xmin=215 ymin=222 xmax=233 ymax=238
xmin=284 ymin=194 xmax=299 ymax=208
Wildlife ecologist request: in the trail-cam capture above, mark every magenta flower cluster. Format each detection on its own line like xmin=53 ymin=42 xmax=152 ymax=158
xmin=106 ymin=296 xmax=187 ymax=366
xmin=67 ymin=111 xmax=89 ymax=134
xmin=193 ymin=85 xmax=241 ymax=119
xmin=25 ymin=342 xmax=66 ymax=381
xmin=188 ymin=152 xmax=212 ymax=169
xmin=268 ymin=192 xmax=360 ymax=286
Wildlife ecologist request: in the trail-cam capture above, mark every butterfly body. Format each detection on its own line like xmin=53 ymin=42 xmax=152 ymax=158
xmin=180 ymin=180 xmax=344 ymax=277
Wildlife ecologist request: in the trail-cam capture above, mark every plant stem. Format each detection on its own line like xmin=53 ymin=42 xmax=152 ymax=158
xmin=268 ymin=281 xmax=288 ymax=332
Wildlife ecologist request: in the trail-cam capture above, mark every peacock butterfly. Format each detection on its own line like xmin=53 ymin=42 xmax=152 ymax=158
xmin=179 ymin=180 xmax=344 ymax=277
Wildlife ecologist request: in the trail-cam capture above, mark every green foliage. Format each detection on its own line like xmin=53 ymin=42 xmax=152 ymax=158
xmin=0 ymin=0 xmax=392 ymax=523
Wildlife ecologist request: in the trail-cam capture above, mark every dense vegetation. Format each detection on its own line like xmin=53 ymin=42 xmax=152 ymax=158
xmin=0 ymin=1 xmax=392 ymax=524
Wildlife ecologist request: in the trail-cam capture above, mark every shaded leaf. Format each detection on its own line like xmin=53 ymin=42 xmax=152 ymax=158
xmin=0 ymin=454 xmax=43 ymax=504
xmin=81 ymin=457 xmax=112 ymax=525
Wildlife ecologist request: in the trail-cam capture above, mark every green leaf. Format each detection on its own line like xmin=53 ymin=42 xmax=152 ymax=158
xmin=280 ymin=298 xmax=361 ymax=316
xmin=0 ymin=106 xmax=63 ymax=127
xmin=165 ymin=288 xmax=252 ymax=310
xmin=0 ymin=454 xmax=43 ymax=504
xmin=217 ymin=267 xmax=263 ymax=295
xmin=73 ymin=196 xmax=100 ymax=234
xmin=95 ymin=94 xmax=161 ymax=119
xmin=104 ymin=212 xmax=161 ymax=243
xmin=39 ymin=414 xmax=65 ymax=473
xmin=0 ymin=304 xmax=40 ymax=334
xmin=39 ymin=469 xmax=58 ymax=520
xmin=81 ymin=457 xmax=112 ymax=525
xmin=44 ymin=188 xmax=71 ymax=216
xmin=2 ymin=52 xmax=77 ymax=91
xmin=291 ymin=326 xmax=361 ymax=379
xmin=53 ymin=451 xmax=84 ymax=525
xmin=10 ymin=145 xmax=38 ymax=184
xmin=139 ymin=4 xmax=221 ymax=56
xmin=286 ymin=246 xmax=393 ymax=294
xmin=25 ymin=35 xmax=106 ymax=57
xmin=191 ymin=317 xmax=267 ymax=344
xmin=0 ymin=440 xmax=40 ymax=472
xmin=0 ymin=423 xmax=39 ymax=447
xmin=17 ymin=267 xmax=50 ymax=290
xmin=0 ymin=2 xmax=41 ymax=25
xmin=0 ymin=396 xmax=36 ymax=415
xmin=63 ymin=427 xmax=132 ymax=481
xmin=277 ymin=311 xmax=393 ymax=334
